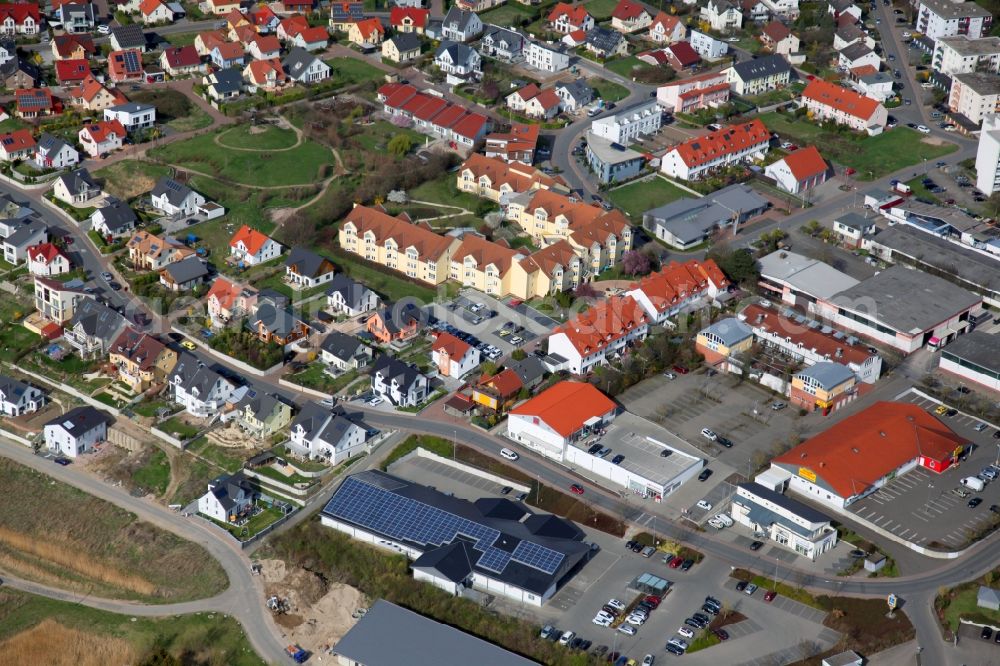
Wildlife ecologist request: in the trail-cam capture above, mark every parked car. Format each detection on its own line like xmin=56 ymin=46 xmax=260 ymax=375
xmin=53 ymin=457 xmax=71 ymax=466
xmin=770 ymin=401 xmax=787 ymax=411
xmin=700 ymin=428 xmax=718 ymax=441
xmin=696 ymin=500 xmax=713 ymax=511
xmin=680 ymin=559 xmax=694 ymax=571
xmin=744 ymin=583 xmax=758 ymax=596
xmin=735 ymin=581 xmax=748 ymax=592
xmin=764 ymin=590 xmax=777 ymax=602
xmin=500 ymin=448 xmax=519 ymax=461
xmin=713 ymin=628 xmax=729 ymax=641
xmin=677 ymin=626 xmax=694 ymax=639
xmin=570 ymin=484 xmax=585 ymax=495
xmin=750 ymin=540 xmax=764 ymax=551
xmin=618 ymin=624 xmax=636 ymax=636
xmin=558 ymin=631 xmax=575 ymax=646
xmin=698 ymin=469 xmax=713 ymax=481
xmin=982 ymin=626 xmax=993 ymax=640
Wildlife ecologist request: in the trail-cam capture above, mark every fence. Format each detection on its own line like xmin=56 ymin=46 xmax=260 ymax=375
xmin=108 ymin=427 xmax=142 ymax=453
xmin=170 ymin=325 xmax=283 ymax=376
xmin=0 ymin=426 xmax=34 ymax=448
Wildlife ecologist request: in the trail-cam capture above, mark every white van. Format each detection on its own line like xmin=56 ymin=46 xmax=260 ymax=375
xmin=961 ymin=476 xmax=985 ymax=492
xmin=500 ymin=448 xmax=519 ymax=461
xmin=713 ymin=513 xmax=734 ymax=527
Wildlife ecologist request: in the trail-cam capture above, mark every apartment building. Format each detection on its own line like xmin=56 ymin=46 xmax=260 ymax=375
xmin=916 ymin=0 xmax=992 ymax=40
xmin=456 ymin=153 xmax=564 ymax=205
xmin=590 ymin=100 xmax=662 ymax=144
xmin=976 ymin=113 xmax=1000 ymax=193
xmin=660 ymin=118 xmax=771 ymax=180
xmin=656 ymin=70 xmax=730 ymax=113
xmin=932 ymin=35 xmax=1000 ymax=76
xmin=624 ymin=258 xmax=730 ymax=325
xmin=948 ymin=72 xmax=1000 ymax=125
xmin=800 ymin=79 xmax=887 ymax=135
xmin=547 ymin=296 xmax=649 ymax=374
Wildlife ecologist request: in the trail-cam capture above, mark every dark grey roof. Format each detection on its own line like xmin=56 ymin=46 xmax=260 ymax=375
xmin=942 ymin=331 xmax=1000 ymax=374
xmin=292 ymin=402 xmax=365 ymax=447
xmin=0 ymin=38 xmax=13 ymax=55
xmin=836 ymin=22 xmax=864 ymax=41
xmin=94 ymin=197 xmax=137 ymax=233
xmin=834 ymin=212 xmax=873 ymax=232
xmin=209 ymin=67 xmax=243 ymax=94
xmin=507 ymin=356 xmax=545 ymax=386
xmin=111 ymin=24 xmax=146 ymax=49
xmin=236 ymin=391 xmax=287 ymax=420
xmin=333 ymin=600 xmax=537 ymax=666
xmin=435 ymin=40 xmax=477 ymax=64
xmin=373 ymin=302 xmax=422 ymax=335
xmin=249 ymin=303 xmax=308 ymax=338
xmin=282 ymin=47 xmax=320 ymax=77
xmin=795 ymin=361 xmax=855 ymax=390
xmin=209 ymin=471 xmax=255 ymax=511
xmin=828 ymin=0 xmax=855 ymax=12
xmin=585 ymin=26 xmax=623 ymax=53
xmin=442 ymin=7 xmax=479 ymax=33
xmin=56 ymin=168 xmax=97 ymax=197
xmin=0 ymin=56 xmax=39 ymax=83
xmin=388 ymin=32 xmax=422 ymax=52
xmin=830 ymin=265 xmax=981 ymax=334
xmin=162 ymin=255 xmax=208 ymax=284
xmin=4 ymin=220 xmax=46 ymax=249
xmin=320 ymin=331 xmax=366 ymax=362
xmin=326 ymin=274 xmax=375 ymax=309
xmin=37 ymin=133 xmax=71 ymax=157
xmin=644 ymin=184 xmax=769 ymax=244
xmin=170 ymin=354 xmax=231 ymax=395
xmin=739 ymin=482 xmax=832 ymax=524
xmin=45 ymin=405 xmax=109 ymax=434
xmin=412 ymin=540 xmax=476 ymax=583
xmin=322 ymin=470 xmax=589 ymax=597
xmin=151 ymin=177 xmax=195 ymax=207
xmin=839 ymin=41 xmax=873 ymax=61
xmin=0 ymin=374 xmax=38 ymax=404
xmin=556 ymin=78 xmax=593 ymax=104
xmin=69 ymin=299 xmax=127 ymax=343
xmin=370 ymin=354 xmax=424 ymax=393
xmin=284 ymin=246 xmax=332 ymax=278
xmin=731 ymin=53 xmax=792 ymax=82
xmin=482 ymin=25 xmax=524 ymax=51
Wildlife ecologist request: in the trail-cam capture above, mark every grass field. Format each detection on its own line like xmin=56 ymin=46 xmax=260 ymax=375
xmin=0 ymin=458 xmax=227 ymax=603
xmin=131 ymin=448 xmax=171 ymax=496
xmin=479 ymin=2 xmax=537 ymax=25
xmin=94 ymin=160 xmax=173 ymax=201
xmin=584 ymin=0 xmax=619 ymax=19
xmin=607 ymin=176 xmax=690 ymax=219
xmin=0 ymin=588 xmax=264 ymax=666
xmin=0 ymin=298 xmax=40 ymax=363
xmin=187 ymin=436 xmax=247 ymax=474
xmin=325 ymin=57 xmax=389 ymax=88
xmin=408 ymin=173 xmax=486 ymax=212
xmin=603 ymin=56 xmax=647 ymax=78
xmin=130 ymin=88 xmax=212 ymax=133
xmin=157 ymin=416 xmax=200 ymax=441
xmin=149 ymin=129 xmax=334 ymax=187
xmin=218 ymin=124 xmax=299 ymax=150
xmin=591 ymin=79 xmax=631 ymax=103
xmin=330 ymin=246 xmax=437 ymax=303
xmin=353 ymin=120 xmax=425 ymax=154
xmin=757 ymin=113 xmax=958 ymax=179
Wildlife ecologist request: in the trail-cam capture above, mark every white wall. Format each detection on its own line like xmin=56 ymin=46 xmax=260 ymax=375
xmin=506 ymin=413 xmax=566 ymax=460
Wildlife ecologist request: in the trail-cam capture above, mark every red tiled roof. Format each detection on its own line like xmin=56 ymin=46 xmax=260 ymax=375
xmin=650 ymin=11 xmax=680 ymax=33
xmin=81 ymin=119 xmax=127 ymax=143
xmin=279 ymin=15 xmax=309 ymax=37
xmin=432 ymin=331 xmax=472 ymax=358
xmin=390 ymin=7 xmax=428 ymax=28
xmin=107 ymin=49 xmax=144 ymax=79
xmin=206 ymin=276 xmax=245 ymax=311
xmin=761 ymin=19 xmax=791 ymax=43
xmin=532 ymin=88 xmax=561 ymax=111
xmin=459 ymin=154 xmax=560 ymax=193
xmin=451 ymin=233 xmax=520 ymax=275
xmin=139 ymin=0 xmax=166 ymax=16
xmin=197 ymin=30 xmax=228 ymax=51
xmin=0 ymin=2 xmax=39 ymax=24
xmin=162 ymin=45 xmax=201 ymax=68
xmin=110 ymin=329 xmax=167 ymax=371
xmin=850 ymin=64 xmax=878 ymax=77
xmin=552 ymin=295 xmax=648 ymax=357
xmin=478 ymin=368 xmax=522 ymax=398
xmin=513 ymin=82 xmax=540 ymax=102
xmin=451 ymin=112 xmax=489 ymax=141
xmin=773 ymin=402 xmax=967 ymax=499
xmin=27 ymin=242 xmax=68 ymax=264
xmin=252 ymin=4 xmax=278 ymax=26
xmin=246 ymin=58 xmax=286 ymax=85
xmin=344 ymin=205 xmax=455 ymax=262
xmin=248 ymin=34 xmax=280 ymax=53
xmin=802 ymin=78 xmax=881 ymax=121
xmin=510 ymin=381 xmax=616 ymax=437
xmin=670 ymin=119 xmax=770 ymax=169
xmin=628 ymin=259 xmax=729 ymax=313
xmin=55 ymin=59 xmax=91 ymax=83
xmin=230 ymin=224 xmax=272 ymax=255
xmin=548 ymin=2 xmax=591 ymax=26
xmin=519 ymin=239 xmax=578 ymax=278
xmin=612 ymin=0 xmax=647 ymax=21
xmin=212 ymin=41 xmax=245 ymax=60
xmin=53 ymin=34 xmax=96 ymax=58
xmin=297 ymin=26 xmax=329 ymax=43
xmin=780 ymin=145 xmax=828 ymax=181
xmin=667 ymin=41 xmax=700 ymax=67
xmin=14 ymin=88 xmax=52 ymax=112
xmin=740 ymin=303 xmax=872 ymax=367
xmin=225 ymin=7 xmax=250 ymax=26
xmin=353 ymin=18 xmax=384 ymax=40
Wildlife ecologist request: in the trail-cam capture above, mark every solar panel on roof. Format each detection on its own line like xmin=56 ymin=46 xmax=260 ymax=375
xmin=478 ymin=547 xmax=512 ymax=574
xmin=123 ymin=50 xmax=140 ymax=72
xmin=512 ymin=541 xmax=564 ymax=575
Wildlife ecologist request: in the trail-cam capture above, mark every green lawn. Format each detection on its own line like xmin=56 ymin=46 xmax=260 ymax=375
xmin=130 ymin=88 xmax=213 ymax=133
xmin=252 ymin=465 xmax=314 ymax=487
xmin=149 ymin=129 xmax=334 ymax=186
xmin=286 ymin=363 xmax=360 ymax=395
xmin=93 ymin=160 xmax=173 ymax=202
xmin=156 ymin=417 xmax=200 ymax=441
xmin=757 ymin=113 xmax=958 ymax=179
xmin=603 ymin=56 xmax=647 ymax=78
xmin=0 ymin=588 xmax=264 ymax=666
xmin=353 ymin=120 xmax=425 ymax=154
xmin=0 ymin=116 xmax=28 ymax=133
xmin=607 ymin=176 xmax=690 ymax=219
xmin=214 ymin=505 xmax=285 ymax=539
xmin=330 ymin=247 xmax=437 ymax=303
xmin=187 ymin=437 xmax=247 ymax=473
xmin=218 ymin=124 xmax=299 ymax=150
xmin=591 ymin=79 xmax=631 ymax=103
xmin=408 ymin=173 xmax=486 ymax=211
xmin=166 ymin=32 xmax=197 ymax=47
xmin=131 ymin=448 xmax=171 ymax=496
xmin=325 ymin=56 xmax=388 ymax=87
xmin=585 ymin=0 xmax=620 ymax=20
xmin=479 ymin=2 xmax=537 ymax=25
xmin=0 ymin=319 xmax=41 ymax=364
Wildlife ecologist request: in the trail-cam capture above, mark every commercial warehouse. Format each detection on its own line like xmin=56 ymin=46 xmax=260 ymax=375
xmin=940 ymin=331 xmax=1000 ymax=392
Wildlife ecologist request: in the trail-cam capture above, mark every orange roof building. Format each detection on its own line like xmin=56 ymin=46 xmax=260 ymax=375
xmin=770 ymin=402 xmax=970 ymax=508
xmin=547 ymin=2 xmax=594 ymax=34
xmin=625 ymin=259 xmax=730 ymax=323
xmin=509 ymin=380 xmax=617 ymax=449
xmin=648 ymin=11 xmax=684 ymax=43
xmin=546 ymin=296 xmax=649 ymax=375
xmin=801 ymin=79 xmax=888 ymax=135
xmin=431 ymin=331 xmax=479 ymax=378
xmin=763 ymin=145 xmax=829 ymax=195
xmin=661 ymin=119 xmax=772 ymax=181
xmin=229 ymin=224 xmax=282 ymax=265
xmin=457 ymin=153 xmax=565 ymax=204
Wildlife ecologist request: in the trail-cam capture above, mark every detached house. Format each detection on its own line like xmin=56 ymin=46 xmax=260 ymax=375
xmin=2 ymin=219 xmax=46 ymax=266
xmin=52 ymin=33 xmax=95 ymax=60
xmin=326 ymin=274 xmax=379 ymax=317
xmin=370 ymin=355 xmax=428 ymax=407
xmin=611 ymin=0 xmax=652 ymax=33
xmin=150 ymin=177 xmax=206 ymax=216
xmin=78 ymin=119 xmax=126 ymax=157
xmin=390 ymin=7 xmax=429 ymax=34
xmin=382 ymin=33 xmax=421 ymax=64
xmin=55 ymin=2 xmax=96 ymax=34
xmin=293 ymin=26 xmax=330 ymax=51
xmin=35 ymin=134 xmax=79 ymax=169
xmin=203 ymin=68 xmax=244 ymax=100
xmin=198 ymin=472 xmax=256 ymax=523
xmin=348 ymin=19 xmax=383 ymax=47
xmin=480 ymin=25 xmax=524 ymax=63
xmin=0 ymin=374 xmax=45 ymax=416
xmin=206 ymin=277 xmax=258 ymax=327
xmin=69 ymin=75 xmax=127 ymax=113
xmin=648 ymin=12 xmax=685 ymax=43
xmin=289 ymin=403 xmax=369 ymax=463
xmin=139 ymin=0 xmax=175 ymax=24
xmin=328 ymin=1 xmax=364 ymax=31
xmin=91 ymin=198 xmax=137 ymax=238
xmin=169 ymin=354 xmax=236 ymax=417
xmin=110 ymin=24 xmax=147 ymax=52
xmin=54 ymin=59 xmax=91 ymax=85
xmin=282 ymin=47 xmax=330 ymax=83
xmin=435 ymin=41 xmax=482 ymax=83
xmin=524 ymin=41 xmax=570 ymax=73
xmin=246 ymin=34 xmax=281 ymax=61
xmin=701 ymin=0 xmax=743 ymax=31
xmin=724 ymin=53 xmax=792 ymax=95
xmin=366 ymin=304 xmax=422 ymax=344
xmin=246 ymin=300 xmax=310 ymax=346
xmin=244 ymin=58 xmax=288 ymax=92
xmin=760 ymin=20 xmax=799 ymax=56
xmin=231 ymin=391 xmax=293 ymax=439
xmin=838 ymin=41 xmax=879 ymax=71
xmin=431 ymin=331 xmax=481 ymax=379
xmin=107 ymin=49 xmax=144 ymax=82
xmin=284 ymin=246 xmax=336 ymax=288
xmin=104 ymin=102 xmax=156 ymax=132
xmin=229 ymin=224 xmax=283 ymax=266
xmin=108 ymin=328 xmax=178 ymax=392
xmin=210 ymin=42 xmax=246 ymax=69
xmin=64 ymin=299 xmax=129 ymax=358
xmin=159 ymin=255 xmax=209 ymax=291
xmin=441 ymin=7 xmax=482 ymax=42
xmin=27 ymin=242 xmax=71 ymax=277
xmin=34 ymin=275 xmax=91 ymax=324
xmin=764 ymin=145 xmax=829 ymax=194
xmin=44 ymin=406 xmax=108 ymax=458
xmin=53 ymin=167 xmax=100 ymax=204
xmin=320 ymin=331 xmax=372 ymax=371
xmin=548 ymin=3 xmax=593 ymax=34
xmin=160 ymin=45 xmax=206 ymax=77
xmin=585 ymin=26 xmax=627 ymax=59
xmin=127 ymin=229 xmax=195 ymax=271
xmin=14 ymin=87 xmax=53 ymax=118
xmin=0 ymin=128 xmax=35 ymax=161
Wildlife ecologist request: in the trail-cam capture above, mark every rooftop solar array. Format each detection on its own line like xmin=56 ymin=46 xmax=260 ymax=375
xmin=324 ymin=476 xmax=565 ymax=576
xmin=123 ymin=50 xmax=141 ymax=72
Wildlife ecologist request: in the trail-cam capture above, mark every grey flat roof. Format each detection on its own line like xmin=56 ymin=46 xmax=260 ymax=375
xmin=759 ymin=250 xmax=859 ymax=300
xmin=938 ymin=35 xmax=1000 ymax=56
xmin=700 ymin=318 xmax=753 ymax=347
xmin=585 ymin=131 xmax=643 ymax=164
xmin=953 ymin=71 xmax=1000 ymax=96
xmin=796 ymin=361 xmax=855 ymax=390
xmin=942 ymin=331 xmax=1000 ymax=373
xmin=334 ymin=599 xmax=537 ymax=665
xmin=739 ymin=482 xmax=832 ymax=524
xmin=920 ymin=0 xmax=991 ymax=19
xmin=830 ymin=265 xmax=981 ymax=334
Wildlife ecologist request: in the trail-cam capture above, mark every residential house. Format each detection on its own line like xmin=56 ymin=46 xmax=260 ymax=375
xmin=370 ymin=355 xmax=428 ymax=407
xmin=33 ymin=275 xmax=91 ymax=324
xmin=246 ymin=299 xmax=310 ymax=346
xmin=833 ymin=22 xmax=869 ymax=51
xmin=230 ymin=224 xmax=283 ymax=266
xmin=366 ymin=304 xmax=422 ymax=344
xmin=35 ymin=134 xmax=79 ymax=170
xmin=661 ymin=119 xmax=771 ymax=180
xmin=507 ymin=239 xmax=583 ymax=300
xmin=656 ymin=70 xmax=730 ymax=113
xmin=203 ymin=67 xmax=244 ymax=100
xmin=591 ymin=100 xmax=661 ymax=143
xmin=501 ymin=355 xmax=545 ymax=389
xmin=150 ymin=177 xmax=206 ymax=217
xmin=447 ymin=232 xmax=521 ymax=298
xmin=326 ymin=274 xmax=379 ymax=317
xmin=585 ymin=26 xmax=627 ymax=59
xmin=328 ymin=1 xmax=364 ymax=31
xmin=347 ymin=19 xmax=383 ymax=47
xmin=231 ymin=391 xmax=293 ymax=439
xmin=63 ymin=299 xmax=129 ymax=358
xmin=643 ymin=187 xmax=766 ymax=249
xmin=838 ymin=41 xmax=879 ymax=71
xmin=724 ymin=53 xmax=792 ymax=95
xmin=377 ymin=82 xmax=492 ymax=148
xmin=210 ymin=42 xmax=246 ymax=69
xmin=127 ymin=229 xmax=195 ymax=271
xmin=625 ymin=259 xmax=730 ymax=322
xmin=435 ymin=41 xmax=481 ymax=83
xmin=548 ymin=3 xmax=593 ymax=34
xmin=14 ymin=87 xmax=53 ymax=118
xmin=69 ymin=75 xmax=127 ymax=113
xmin=456 ymin=0 xmax=504 ymax=10
xmin=507 ymin=84 xmax=560 ymax=119
xmin=160 ymin=45 xmax=206 ymax=77
xmin=54 ymin=59 xmax=91 ymax=85
xmin=289 ymin=403 xmax=369 ymax=463
xmin=0 ymin=128 xmax=35 ymax=161
xmin=282 ymin=0 xmax=315 ymax=13
xmin=198 ymin=472 xmax=256 ymax=523
xmin=524 ymin=40 xmax=570 ymax=73
xmin=338 ymin=204 xmax=458 ymax=286
xmin=441 ymin=7 xmax=482 ymax=42
xmin=285 ymin=246 xmax=336 ymax=288
xmin=585 ymin=131 xmax=646 ymax=184
xmin=320 ymin=331 xmax=373 ymax=371
xmin=832 ymin=211 xmax=876 ymax=248
xmin=932 ymin=35 xmax=1000 ymax=77
xmin=1 ymin=56 xmax=40 ymax=89
xmin=91 ymin=198 xmax=137 ymax=238
xmin=472 ymin=368 xmax=523 ymax=413
xmin=159 ymin=255 xmax=209 ymax=291
xmin=207 ymin=0 xmax=242 ymax=14
xmin=107 ymin=49 xmax=144 ymax=82
xmin=827 ymin=0 xmax=861 ymax=21
xmin=244 ymin=58 xmax=288 ymax=91
xmin=456 ymin=153 xmax=565 ymax=205
xmin=0 ymin=374 xmax=45 ymax=416
xmin=701 ymin=0 xmax=743 ymax=31
xmin=246 ymin=34 xmax=281 ymax=61
xmin=695 ymin=318 xmax=754 ymax=370
xmin=850 ymin=68 xmax=895 ymax=103
xmin=690 ymin=30 xmax=729 ymax=59
xmin=639 ymin=41 xmax=701 ymax=71
xmin=110 ymin=24 xmax=147 ymax=52
xmin=169 ymin=354 xmax=236 ymax=417
xmin=763 ymin=0 xmax=799 ymax=18
xmin=194 ymin=29 xmax=227 ymax=56
xmin=390 ymin=7 xmax=429 ymax=34
xmin=801 ymin=78 xmax=887 ymax=135
xmin=44 ymin=406 xmax=108 ymax=458
xmin=742 ymin=0 xmax=772 ymax=22
xmin=53 ymin=168 xmax=100 ymax=205
xmin=27 ymin=242 xmax=71 ymax=277
xmin=764 ymin=145 xmax=829 ymax=195
xmin=139 ymin=0 xmax=174 ymax=24
xmin=104 ymin=102 xmax=156 ymax=132
xmin=916 ymin=0 xmax=992 ymax=41
xmin=555 ymin=78 xmax=594 ymax=112
xmin=483 ymin=122 xmax=537 ymax=162
xmin=948 ymin=72 xmax=1000 ymax=126
xmin=547 ymin=296 xmax=649 ymax=374
xmin=0 ymin=36 xmax=11 ymax=64
xmin=480 ymin=25 xmax=524 ymax=63
xmin=251 ymin=4 xmax=279 ymax=32
xmin=611 ymin=0 xmax=652 ymax=34
xmin=108 ymin=328 xmax=178 ymax=392
xmin=648 ymin=12 xmax=685 ymax=43
xmin=2 ymin=220 xmax=47 ymax=265
xmin=55 ymin=1 xmax=96 ymax=33
xmin=78 ymin=119 xmax=126 ymax=157
xmin=282 ymin=47 xmax=331 ymax=83
xmin=432 ymin=331 xmax=481 ymax=379
xmin=0 ymin=3 xmax=40 ymax=36
xmin=52 ymin=34 xmax=95 ymax=62
xmin=382 ymin=33 xmax=422 ymax=63
xmin=760 ymin=20 xmax=799 ymax=55
xmin=206 ymin=277 xmax=258 ymax=326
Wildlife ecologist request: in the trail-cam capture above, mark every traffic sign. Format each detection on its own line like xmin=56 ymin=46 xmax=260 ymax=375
xmin=887 ymin=593 xmax=898 ymax=611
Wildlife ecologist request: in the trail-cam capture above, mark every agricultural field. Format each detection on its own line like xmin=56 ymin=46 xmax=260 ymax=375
xmin=0 ymin=458 xmax=227 ymax=603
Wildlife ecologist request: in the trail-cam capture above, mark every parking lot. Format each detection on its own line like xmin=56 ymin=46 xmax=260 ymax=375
xmin=845 ymin=389 xmax=1000 ymax=549
xmin=429 ymin=290 xmax=553 ymax=359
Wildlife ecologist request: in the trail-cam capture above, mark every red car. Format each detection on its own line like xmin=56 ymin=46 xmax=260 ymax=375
xmin=764 ymin=590 xmax=777 ymax=602
xmin=570 ymin=484 xmax=585 ymax=495
xmin=672 ymin=365 xmax=689 ymax=375
xmin=668 ymin=556 xmax=683 ymax=569
xmin=644 ymin=595 xmax=661 ymax=608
